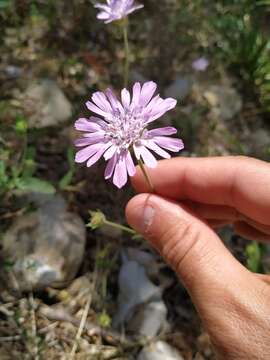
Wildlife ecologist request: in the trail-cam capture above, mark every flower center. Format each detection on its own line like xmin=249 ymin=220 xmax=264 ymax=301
xmin=104 ymin=109 xmax=146 ymax=150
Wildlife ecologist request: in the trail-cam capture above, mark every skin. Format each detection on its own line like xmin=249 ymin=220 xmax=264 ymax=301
xmin=125 ymin=156 xmax=270 ymax=360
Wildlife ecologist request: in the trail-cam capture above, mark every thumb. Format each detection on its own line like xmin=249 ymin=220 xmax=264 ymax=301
xmin=125 ymin=193 xmax=251 ymax=311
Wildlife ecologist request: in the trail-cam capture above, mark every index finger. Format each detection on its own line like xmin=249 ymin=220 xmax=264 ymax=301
xmin=131 ymin=156 xmax=270 ymax=225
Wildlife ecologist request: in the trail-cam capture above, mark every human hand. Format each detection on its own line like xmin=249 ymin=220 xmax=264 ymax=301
xmin=125 ymin=156 xmax=270 ymax=360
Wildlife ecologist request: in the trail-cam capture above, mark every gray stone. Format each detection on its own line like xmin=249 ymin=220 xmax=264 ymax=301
xmin=130 ymin=70 xmax=148 ymax=84
xmin=5 ymin=65 xmax=22 ymax=78
xmin=165 ymin=75 xmax=193 ymax=100
xmin=127 ymin=300 xmax=168 ymax=337
xmin=113 ymin=259 xmax=161 ymax=327
xmin=138 ymin=341 xmax=184 ymax=360
xmin=249 ymin=128 xmax=270 ymax=157
xmin=24 ymin=79 xmax=72 ymax=128
xmin=203 ymin=85 xmax=242 ymax=120
xmin=1 ymin=195 xmax=86 ymax=292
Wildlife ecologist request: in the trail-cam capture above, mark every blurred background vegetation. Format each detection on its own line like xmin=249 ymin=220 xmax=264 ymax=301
xmin=0 ymin=1 xmax=269 ymax=359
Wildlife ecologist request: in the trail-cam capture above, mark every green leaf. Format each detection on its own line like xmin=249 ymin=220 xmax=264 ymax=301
xmin=246 ymin=242 xmax=262 ymax=272
xmin=59 ymin=171 xmax=73 ymax=189
xmin=16 ymin=177 xmax=56 ymax=194
xmin=59 ymin=148 xmax=75 ymax=189
xmin=0 ymin=0 xmax=11 ymax=9
xmin=0 ymin=161 xmax=8 ymax=185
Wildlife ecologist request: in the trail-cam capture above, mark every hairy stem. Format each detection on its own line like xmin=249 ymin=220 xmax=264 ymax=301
xmin=104 ymin=219 xmax=137 ymax=235
xmin=138 ymin=159 xmax=155 ymax=193
xmin=123 ymin=20 xmax=129 ymax=88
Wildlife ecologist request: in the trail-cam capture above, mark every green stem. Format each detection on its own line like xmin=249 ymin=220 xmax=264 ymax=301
xmin=123 ymin=21 xmax=129 ymax=88
xmin=104 ymin=219 xmax=137 ymax=235
xmin=138 ymin=159 xmax=155 ymax=193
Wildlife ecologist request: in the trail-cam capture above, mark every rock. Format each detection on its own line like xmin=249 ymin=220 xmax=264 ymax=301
xmin=249 ymin=128 xmax=270 ymax=158
xmin=138 ymin=341 xmax=184 ymax=360
xmin=5 ymin=65 xmax=22 ymax=78
xmin=113 ymin=259 xmax=162 ymax=327
xmin=127 ymin=300 xmax=168 ymax=337
xmin=164 ymin=75 xmax=193 ymax=100
xmin=24 ymin=79 xmax=72 ymax=128
xmin=130 ymin=70 xmax=148 ymax=84
xmin=1 ymin=195 xmax=86 ymax=292
xmin=203 ymin=85 xmax=242 ymax=120
xmin=125 ymin=247 xmax=155 ymax=265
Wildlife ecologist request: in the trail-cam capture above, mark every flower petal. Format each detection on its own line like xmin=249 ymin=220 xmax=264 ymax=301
xmin=86 ymin=101 xmax=109 ymax=118
xmin=121 ymin=88 xmax=131 ymax=109
xmin=113 ymin=156 xmax=128 ymax=189
xmin=104 ymin=153 xmax=118 ymax=180
xmin=147 ymin=98 xmax=177 ymax=123
xmin=74 ymin=133 xmax=105 ymax=147
xmin=147 ymin=127 xmax=177 ymax=137
xmin=75 ymin=118 xmax=103 ymax=132
xmin=105 ymin=88 xmax=124 ymax=114
xmin=143 ymin=139 xmax=171 ymax=159
xmin=133 ymin=144 xmax=157 ymax=168
xmin=89 ymin=116 xmax=108 ymax=128
xmin=154 ymin=137 xmax=184 ymax=152
xmin=92 ymin=92 xmax=113 ymax=112
xmin=86 ymin=146 xmax=108 ymax=167
xmin=125 ymin=151 xmax=136 ymax=176
xmin=103 ymin=144 xmax=118 ymax=160
xmin=130 ymin=82 xmax=141 ymax=110
xmin=75 ymin=143 xmax=105 ymax=163
xmin=139 ymin=81 xmax=157 ymax=107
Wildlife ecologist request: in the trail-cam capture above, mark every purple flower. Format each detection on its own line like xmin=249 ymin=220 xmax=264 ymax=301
xmin=95 ymin=0 xmax=143 ymax=24
xmin=74 ymin=81 xmax=184 ymax=189
xmin=192 ymin=57 xmax=209 ymax=72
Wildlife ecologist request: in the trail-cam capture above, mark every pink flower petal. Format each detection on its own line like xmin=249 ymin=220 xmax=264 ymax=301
xmin=130 ymin=82 xmax=141 ymax=110
xmin=147 ymin=127 xmax=177 ymax=137
xmin=143 ymin=139 xmax=171 ymax=159
xmin=125 ymin=151 xmax=136 ymax=176
xmin=86 ymin=101 xmax=109 ymax=118
xmin=89 ymin=116 xmax=108 ymax=128
xmin=74 ymin=133 xmax=105 ymax=147
xmin=86 ymin=146 xmax=108 ymax=167
xmin=105 ymin=89 xmax=124 ymax=114
xmin=134 ymin=144 xmax=157 ymax=168
xmin=139 ymin=81 xmax=157 ymax=107
xmin=75 ymin=118 xmax=103 ymax=132
xmin=113 ymin=156 xmax=128 ymax=189
xmin=148 ymin=98 xmax=177 ymax=123
xmin=97 ymin=12 xmax=110 ymax=20
xmin=104 ymin=153 xmax=118 ymax=180
xmin=92 ymin=92 xmax=112 ymax=112
xmin=154 ymin=137 xmax=184 ymax=152
xmin=103 ymin=144 xmax=118 ymax=160
xmin=75 ymin=143 xmax=105 ymax=163
xmin=121 ymin=88 xmax=131 ymax=108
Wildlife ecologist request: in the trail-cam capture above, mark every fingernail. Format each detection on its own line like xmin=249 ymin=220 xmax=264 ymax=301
xmin=143 ymin=205 xmax=155 ymax=233
xmin=129 ymin=202 xmax=155 ymax=234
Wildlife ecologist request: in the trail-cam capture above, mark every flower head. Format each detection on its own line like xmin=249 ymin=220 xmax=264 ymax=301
xmin=74 ymin=81 xmax=184 ymax=188
xmin=192 ymin=57 xmax=209 ymax=72
xmin=95 ymin=0 xmax=143 ymax=24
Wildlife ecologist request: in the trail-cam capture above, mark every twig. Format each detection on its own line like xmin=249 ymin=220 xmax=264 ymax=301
xmin=0 ymin=335 xmax=21 ymax=342
xmin=69 ymin=294 xmax=92 ymax=359
xmin=29 ymin=292 xmax=39 ymax=360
